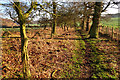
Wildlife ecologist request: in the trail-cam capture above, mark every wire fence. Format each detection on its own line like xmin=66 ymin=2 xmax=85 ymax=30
xmin=99 ymin=26 xmax=120 ymax=42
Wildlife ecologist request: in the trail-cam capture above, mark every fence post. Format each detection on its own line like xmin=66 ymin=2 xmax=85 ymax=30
xmin=116 ymin=28 xmax=119 ymax=43
xmin=106 ymin=26 xmax=108 ymax=34
xmin=99 ymin=25 xmax=101 ymax=33
xmin=112 ymin=27 xmax=114 ymax=39
xmin=108 ymin=27 xmax=109 ymax=34
xmin=117 ymin=33 xmax=119 ymax=43
xmin=118 ymin=33 xmax=120 ymax=43
xmin=102 ymin=26 xmax=104 ymax=33
xmin=105 ymin=26 xmax=107 ymax=34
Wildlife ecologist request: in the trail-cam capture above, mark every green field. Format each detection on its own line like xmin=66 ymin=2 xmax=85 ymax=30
xmin=26 ymin=24 xmax=41 ymax=26
xmin=100 ymin=17 xmax=120 ymax=29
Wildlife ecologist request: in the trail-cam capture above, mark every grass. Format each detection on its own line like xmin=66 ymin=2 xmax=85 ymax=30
xmin=26 ymin=24 xmax=41 ymax=26
xmin=2 ymin=27 xmax=44 ymax=32
xmin=76 ymin=28 xmax=119 ymax=79
xmin=100 ymin=17 xmax=120 ymax=29
xmin=60 ymin=36 xmax=84 ymax=78
xmin=2 ymin=28 xmax=20 ymax=32
xmin=86 ymin=39 xmax=119 ymax=79
xmin=62 ymin=34 xmax=118 ymax=79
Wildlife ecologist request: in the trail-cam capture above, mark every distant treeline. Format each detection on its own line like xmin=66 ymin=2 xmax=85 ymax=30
xmin=105 ymin=13 xmax=120 ymax=18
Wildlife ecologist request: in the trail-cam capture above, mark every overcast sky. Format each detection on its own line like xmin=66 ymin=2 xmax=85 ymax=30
xmin=0 ymin=0 xmax=119 ymax=19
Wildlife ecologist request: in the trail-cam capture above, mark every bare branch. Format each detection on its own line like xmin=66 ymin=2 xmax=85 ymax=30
xmin=112 ymin=1 xmax=120 ymax=5
xmin=8 ymin=11 xmax=19 ymax=24
xmin=24 ymin=1 xmax=37 ymax=18
xmin=102 ymin=1 xmax=111 ymax=12
xmin=36 ymin=3 xmax=60 ymax=17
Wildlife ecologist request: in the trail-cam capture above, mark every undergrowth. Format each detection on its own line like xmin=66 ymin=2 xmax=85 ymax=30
xmin=60 ymin=36 xmax=85 ymax=78
xmin=86 ymin=39 xmax=119 ymax=79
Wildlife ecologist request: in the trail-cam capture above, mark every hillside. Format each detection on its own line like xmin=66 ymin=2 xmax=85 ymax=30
xmin=0 ymin=18 xmax=19 ymax=28
xmin=110 ymin=13 xmax=120 ymax=18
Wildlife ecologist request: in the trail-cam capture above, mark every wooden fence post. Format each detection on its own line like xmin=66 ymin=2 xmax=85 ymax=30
xmin=119 ymin=28 xmax=120 ymax=42
xmin=108 ymin=27 xmax=110 ymax=34
xmin=117 ymin=33 xmax=119 ymax=43
xmin=118 ymin=33 xmax=120 ymax=42
xmin=116 ymin=28 xmax=119 ymax=43
xmin=99 ymin=25 xmax=101 ymax=33
xmin=106 ymin=26 xmax=107 ymax=34
xmin=102 ymin=26 xmax=104 ymax=33
xmin=99 ymin=25 xmax=119 ymax=42
xmin=99 ymin=26 xmax=100 ymax=32
xmin=106 ymin=26 xmax=109 ymax=34
xmin=112 ymin=27 xmax=114 ymax=39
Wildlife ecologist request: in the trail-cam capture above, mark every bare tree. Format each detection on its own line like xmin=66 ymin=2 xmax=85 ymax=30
xmin=89 ymin=2 xmax=103 ymax=38
xmin=89 ymin=0 xmax=112 ymax=38
xmin=2 ymin=0 xmax=37 ymax=79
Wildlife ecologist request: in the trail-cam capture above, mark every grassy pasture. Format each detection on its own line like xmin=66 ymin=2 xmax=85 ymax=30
xmin=2 ymin=27 xmax=44 ymax=32
xmin=100 ymin=17 xmax=120 ymax=29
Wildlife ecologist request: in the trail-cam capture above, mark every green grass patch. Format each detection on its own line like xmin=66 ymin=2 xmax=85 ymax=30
xmin=100 ymin=17 xmax=120 ymax=29
xmin=60 ymin=36 xmax=85 ymax=78
xmin=2 ymin=27 xmax=43 ymax=32
xmin=86 ymin=39 xmax=119 ymax=79
xmin=2 ymin=28 xmax=20 ymax=32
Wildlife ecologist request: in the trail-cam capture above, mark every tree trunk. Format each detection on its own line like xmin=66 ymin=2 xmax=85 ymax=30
xmin=44 ymin=24 xmax=47 ymax=30
xmin=52 ymin=20 xmax=56 ymax=34
xmin=64 ymin=23 xmax=66 ymax=31
xmin=67 ymin=25 xmax=69 ymax=31
xmin=81 ymin=17 xmax=86 ymax=30
xmin=81 ymin=2 xmax=87 ymax=30
xmin=51 ymin=1 xmax=56 ymax=35
xmin=12 ymin=1 xmax=37 ymax=79
xmin=61 ymin=24 xmax=63 ymax=29
xmin=20 ymin=23 xmax=31 ymax=79
xmin=86 ymin=15 xmax=90 ymax=31
xmin=74 ymin=18 xmax=77 ymax=30
xmin=89 ymin=2 xmax=102 ymax=38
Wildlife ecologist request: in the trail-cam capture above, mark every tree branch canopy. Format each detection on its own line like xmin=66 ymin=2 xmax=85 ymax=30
xmin=11 ymin=0 xmax=38 ymax=24
xmin=24 ymin=2 xmax=37 ymax=18
xmin=13 ymin=2 xmax=25 ymax=24
xmin=36 ymin=3 xmax=60 ymax=17
xmin=8 ymin=11 xmax=19 ymax=24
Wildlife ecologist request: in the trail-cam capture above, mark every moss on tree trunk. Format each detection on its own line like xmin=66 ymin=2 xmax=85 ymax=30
xmin=52 ymin=19 xmax=56 ymax=34
xmin=64 ymin=23 xmax=66 ymax=31
xmin=86 ymin=16 xmax=90 ymax=31
xmin=81 ymin=2 xmax=87 ymax=30
xmin=20 ymin=24 xmax=31 ymax=79
xmin=67 ymin=25 xmax=69 ymax=31
xmin=51 ymin=1 xmax=56 ymax=35
xmin=89 ymin=2 xmax=102 ymax=38
xmin=12 ymin=1 xmax=37 ymax=79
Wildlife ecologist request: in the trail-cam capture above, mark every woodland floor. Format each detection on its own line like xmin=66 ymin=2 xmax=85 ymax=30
xmin=1 ymin=27 xmax=120 ymax=79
